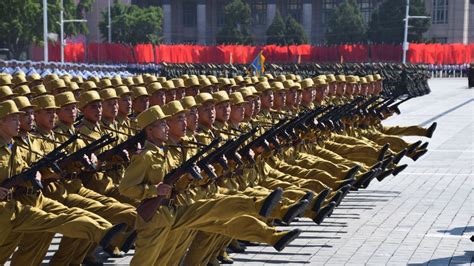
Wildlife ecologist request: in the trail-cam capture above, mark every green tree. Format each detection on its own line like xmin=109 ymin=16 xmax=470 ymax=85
xmin=325 ymin=0 xmax=367 ymax=45
xmin=99 ymin=1 xmax=163 ymax=61
xmin=0 ymin=0 xmax=92 ymax=59
xmin=215 ymin=0 xmax=253 ymax=44
xmin=368 ymin=0 xmax=429 ymax=44
xmin=266 ymin=10 xmax=286 ymax=45
xmin=284 ymin=15 xmax=308 ymax=45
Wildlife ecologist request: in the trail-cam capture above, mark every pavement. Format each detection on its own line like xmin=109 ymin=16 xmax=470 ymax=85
xmin=7 ymin=78 xmax=474 ymax=266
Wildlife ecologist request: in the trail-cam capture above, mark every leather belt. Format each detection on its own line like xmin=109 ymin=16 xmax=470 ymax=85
xmin=14 ymin=186 xmax=40 ymax=196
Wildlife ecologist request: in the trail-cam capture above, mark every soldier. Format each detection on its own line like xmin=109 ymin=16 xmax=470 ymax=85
xmin=0 ymin=100 xmax=127 ymax=265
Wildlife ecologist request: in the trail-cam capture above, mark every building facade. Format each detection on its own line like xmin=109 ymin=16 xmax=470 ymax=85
xmin=85 ymin=0 xmax=473 ymax=45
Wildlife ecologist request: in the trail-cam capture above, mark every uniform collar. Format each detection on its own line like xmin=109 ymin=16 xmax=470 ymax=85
xmin=81 ymin=119 xmax=101 ymax=132
xmin=144 ymin=140 xmax=165 ymax=156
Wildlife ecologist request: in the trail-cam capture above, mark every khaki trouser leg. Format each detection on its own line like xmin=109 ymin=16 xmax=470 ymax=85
xmin=381 ymin=125 xmax=427 ymax=136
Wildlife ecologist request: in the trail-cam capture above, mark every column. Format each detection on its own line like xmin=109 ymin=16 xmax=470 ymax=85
xmin=302 ymin=0 xmax=313 ymax=42
xmin=267 ymin=0 xmax=277 ymax=27
xmin=163 ymin=0 xmax=172 ymax=43
xmin=197 ymin=0 xmax=207 ymax=44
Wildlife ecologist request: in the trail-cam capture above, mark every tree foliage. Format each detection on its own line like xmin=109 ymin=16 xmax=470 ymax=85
xmin=266 ymin=10 xmax=286 ymax=45
xmin=284 ymin=16 xmax=308 ymax=45
xmin=266 ymin=11 xmax=308 ymax=45
xmin=0 ymin=0 xmax=92 ymax=59
xmin=215 ymin=0 xmax=253 ymax=45
xmin=368 ymin=0 xmax=429 ymax=44
xmin=99 ymin=1 xmax=163 ymax=45
xmin=325 ymin=0 xmax=367 ymax=45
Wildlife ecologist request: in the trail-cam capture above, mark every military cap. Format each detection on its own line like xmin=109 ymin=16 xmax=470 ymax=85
xmin=31 ymin=85 xmax=48 ymax=97
xmin=271 ymin=81 xmax=285 ymax=91
xmin=133 ymin=76 xmax=145 ymax=86
xmin=258 ymin=77 xmax=268 ymax=83
xmin=374 ymin=74 xmax=384 ymax=80
xmin=243 ymin=77 xmax=253 ymax=85
xmin=255 ymin=82 xmax=272 ymax=93
xmin=71 ymin=76 xmax=84 ymax=84
xmin=234 ymin=76 xmax=245 ymax=84
xmin=81 ymin=81 xmax=98 ymax=91
xmin=229 ymin=92 xmax=247 ymax=105
xmin=78 ymin=90 xmax=101 ymax=109
xmin=0 ymin=75 xmax=13 ymax=86
xmin=250 ymin=76 xmax=259 ymax=84
xmin=196 ymin=92 xmax=216 ymax=105
xmin=46 ymin=79 xmax=68 ymax=93
xmin=143 ymin=75 xmax=158 ymax=85
xmin=218 ymin=78 xmax=231 ymax=88
xmin=239 ymin=87 xmax=254 ymax=98
xmin=55 ymin=91 xmax=78 ymax=107
xmin=60 ymin=74 xmax=72 ymax=83
xmin=326 ymin=74 xmax=336 ymax=83
xmin=212 ymin=91 xmax=230 ymax=104
xmin=316 ymin=75 xmax=327 ymax=80
xmin=87 ymin=76 xmax=100 ymax=84
xmin=13 ymin=96 xmax=35 ymax=110
xmin=122 ymin=77 xmax=135 ymax=86
xmin=99 ymin=88 xmax=119 ymax=101
xmin=147 ymin=82 xmax=164 ymax=95
xmin=359 ymin=77 xmax=368 ymax=84
xmin=336 ymin=75 xmax=346 ymax=83
xmin=137 ymin=105 xmax=169 ymax=130
xmin=264 ymin=73 xmax=275 ymax=81
xmin=300 ymin=78 xmax=315 ymax=90
xmin=0 ymin=86 xmax=17 ymax=100
xmin=116 ymin=86 xmax=132 ymax=97
xmin=180 ymin=74 xmax=190 ymax=79
xmin=131 ymin=87 xmax=149 ymax=100
xmin=12 ymin=75 xmax=29 ymax=87
xmin=110 ymin=76 xmax=123 ymax=87
xmin=99 ymin=79 xmax=114 ymax=89
xmin=228 ymin=78 xmax=239 ymax=88
xmin=66 ymin=81 xmax=80 ymax=91
xmin=283 ymin=80 xmax=301 ymax=90
xmin=15 ymin=85 xmax=32 ymax=97
xmin=295 ymin=75 xmax=302 ymax=82
xmin=43 ymin=74 xmax=59 ymax=84
xmin=207 ymin=76 xmax=219 ymax=85
xmin=181 ymin=96 xmax=198 ymax=109
xmin=346 ymin=76 xmax=358 ymax=84
xmin=32 ymin=95 xmax=59 ymax=111
xmin=27 ymin=73 xmax=43 ymax=83
xmin=156 ymin=77 xmax=167 ymax=83
xmin=366 ymin=75 xmax=375 ymax=82
xmin=0 ymin=100 xmax=24 ymax=119
xmin=172 ymin=78 xmax=185 ymax=89
xmin=314 ymin=78 xmax=328 ymax=87
xmin=162 ymin=80 xmax=176 ymax=90
xmin=184 ymin=78 xmax=200 ymax=88
xmin=198 ymin=78 xmax=212 ymax=87
xmin=275 ymin=75 xmax=286 ymax=82
xmin=162 ymin=100 xmax=187 ymax=117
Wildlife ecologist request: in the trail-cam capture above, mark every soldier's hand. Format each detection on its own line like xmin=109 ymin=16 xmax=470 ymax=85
xmin=156 ymin=182 xmax=172 ymax=197
xmin=0 ymin=187 xmax=9 ymax=200
xmin=89 ymin=153 xmax=98 ymax=165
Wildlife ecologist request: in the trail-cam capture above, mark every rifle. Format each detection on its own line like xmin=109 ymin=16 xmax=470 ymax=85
xmin=57 ymin=134 xmax=116 ymax=173
xmin=386 ymin=97 xmax=412 ymax=115
xmin=237 ymin=119 xmax=287 ymax=164
xmin=136 ymin=137 xmax=221 ymax=222
xmin=196 ymin=129 xmax=255 ymax=180
xmin=97 ymin=131 xmax=145 ymax=163
xmin=1 ymin=135 xmax=79 ymax=190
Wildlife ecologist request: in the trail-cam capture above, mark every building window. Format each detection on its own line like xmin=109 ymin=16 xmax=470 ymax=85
xmin=250 ymin=0 xmax=267 ymax=25
xmin=287 ymin=0 xmax=302 ymax=23
xmin=432 ymin=0 xmax=448 ymax=24
xmin=357 ymin=0 xmax=373 ymax=23
xmin=183 ymin=0 xmax=197 ymax=27
xmin=322 ymin=0 xmax=340 ymax=24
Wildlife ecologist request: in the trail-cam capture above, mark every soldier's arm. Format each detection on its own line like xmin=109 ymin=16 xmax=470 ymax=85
xmin=119 ymin=152 xmax=161 ymax=200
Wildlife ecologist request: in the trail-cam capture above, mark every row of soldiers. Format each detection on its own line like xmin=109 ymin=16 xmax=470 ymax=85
xmin=0 ymin=68 xmax=437 ymax=265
